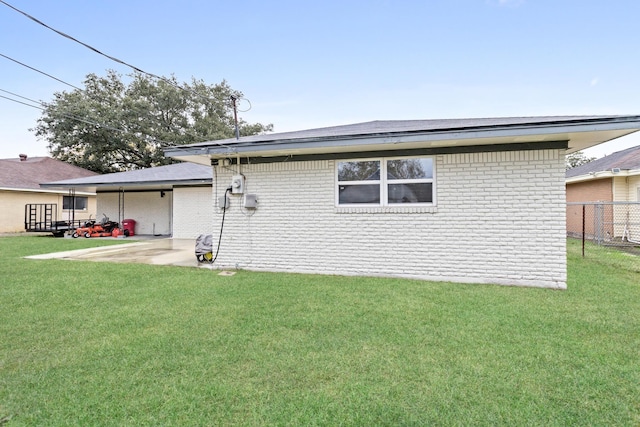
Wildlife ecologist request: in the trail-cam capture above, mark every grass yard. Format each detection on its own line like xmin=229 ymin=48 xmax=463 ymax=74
xmin=1 ymin=236 xmax=639 ymax=426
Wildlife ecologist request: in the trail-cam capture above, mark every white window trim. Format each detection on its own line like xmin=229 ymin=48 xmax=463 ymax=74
xmin=335 ymin=156 xmax=436 ymax=208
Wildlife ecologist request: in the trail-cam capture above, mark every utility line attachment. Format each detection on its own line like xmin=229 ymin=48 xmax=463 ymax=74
xmin=230 ymin=95 xmax=240 ymax=140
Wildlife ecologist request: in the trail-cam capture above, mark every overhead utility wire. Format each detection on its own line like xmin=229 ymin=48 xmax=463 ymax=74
xmin=0 ymin=53 xmax=82 ymax=90
xmin=0 ymin=1 xmax=240 ymax=152
xmin=0 ymin=0 xmax=237 ymax=110
xmin=0 ymin=87 xmax=178 ymax=147
xmin=0 ymin=56 xmax=196 ymax=148
xmin=0 ymin=94 xmax=41 ymax=109
xmin=0 ymin=88 xmax=42 ymax=106
xmin=0 ymin=0 xmax=165 ymax=80
xmin=1 ymin=81 xmax=236 ymax=151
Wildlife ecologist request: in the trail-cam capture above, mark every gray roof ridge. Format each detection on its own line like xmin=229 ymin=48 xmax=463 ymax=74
xmin=566 ymin=144 xmax=640 ymax=177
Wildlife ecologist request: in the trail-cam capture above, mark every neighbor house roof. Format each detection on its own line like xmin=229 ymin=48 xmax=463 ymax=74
xmin=40 ymin=162 xmax=212 ymax=192
xmin=566 ymin=144 xmax=640 ymax=183
xmin=165 ymin=115 xmax=640 ymax=166
xmin=0 ymin=155 xmax=97 ymax=192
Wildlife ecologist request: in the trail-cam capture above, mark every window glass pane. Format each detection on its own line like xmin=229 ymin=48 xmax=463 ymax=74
xmin=63 ymin=196 xmax=88 ymax=210
xmin=339 ymin=184 xmax=380 ymax=204
xmin=387 ymin=158 xmax=432 ymax=180
xmin=338 ymin=161 xmax=380 ymax=181
xmin=388 ymin=183 xmax=433 ymax=204
xmin=75 ymin=197 xmax=88 ymax=210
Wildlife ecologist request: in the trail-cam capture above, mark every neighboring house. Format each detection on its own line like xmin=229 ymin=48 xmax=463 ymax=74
xmin=566 ymin=144 xmax=640 ymax=240
xmin=0 ymin=154 xmax=97 ymax=233
xmin=162 ymin=115 xmax=640 ymax=289
xmin=41 ymin=162 xmax=212 ymax=236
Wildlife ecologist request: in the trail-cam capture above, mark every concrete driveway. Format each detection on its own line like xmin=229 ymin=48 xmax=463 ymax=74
xmin=25 ymin=238 xmax=212 ymax=268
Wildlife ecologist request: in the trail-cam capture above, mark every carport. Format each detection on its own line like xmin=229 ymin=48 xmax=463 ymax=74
xmin=40 ymin=162 xmax=212 ymax=237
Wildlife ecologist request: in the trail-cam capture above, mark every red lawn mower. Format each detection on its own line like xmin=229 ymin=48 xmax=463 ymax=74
xmin=72 ymin=214 xmax=120 ymax=238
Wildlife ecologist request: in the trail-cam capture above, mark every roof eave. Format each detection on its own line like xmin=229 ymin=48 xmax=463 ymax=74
xmin=165 ymin=117 xmax=640 ymax=161
xmin=566 ymin=168 xmax=640 ymax=183
xmin=0 ymin=186 xmax=95 ymax=195
xmin=39 ymin=178 xmax=212 ymax=191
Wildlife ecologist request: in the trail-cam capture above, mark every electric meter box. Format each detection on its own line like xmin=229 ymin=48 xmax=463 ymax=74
xmin=231 ymin=175 xmax=245 ymax=194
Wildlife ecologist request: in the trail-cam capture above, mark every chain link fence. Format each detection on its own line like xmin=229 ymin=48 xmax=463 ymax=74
xmin=567 ymin=202 xmax=640 ymax=256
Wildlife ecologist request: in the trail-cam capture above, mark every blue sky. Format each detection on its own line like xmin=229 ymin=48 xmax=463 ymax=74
xmin=1 ymin=0 xmax=640 ymax=159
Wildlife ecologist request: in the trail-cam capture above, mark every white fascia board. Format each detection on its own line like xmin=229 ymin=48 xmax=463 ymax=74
xmin=40 ymin=179 xmax=211 ymax=191
xmin=566 ymin=168 xmax=640 ymax=184
xmin=566 ymin=173 xmax=615 ymax=184
xmin=0 ymin=187 xmax=95 ymax=195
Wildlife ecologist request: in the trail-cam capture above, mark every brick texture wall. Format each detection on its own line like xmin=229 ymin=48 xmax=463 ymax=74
xmin=566 ymin=178 xmax=613 ymax=238
xmin=566 ymin=178 xmax=612 ymax=203
xmin=175 ymin=149 xmax=567 ymax=289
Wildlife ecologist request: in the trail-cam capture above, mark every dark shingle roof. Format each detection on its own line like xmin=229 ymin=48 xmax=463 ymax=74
xmin=0 ymin=156 xmax=97 ymax=190
xmin=179 ymin=116 xmax=605 ymax=148
xmin=566 ymin=145 xmax=640 ymax=178
xmin=41 ymin=162 xmax=211 ymax=188
xmin=165 ymin=115 xmax=640 ymax=162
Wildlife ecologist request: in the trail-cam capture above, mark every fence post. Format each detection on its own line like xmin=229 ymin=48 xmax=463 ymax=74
xmin=582 ymin=204 xmax=585 ymax=257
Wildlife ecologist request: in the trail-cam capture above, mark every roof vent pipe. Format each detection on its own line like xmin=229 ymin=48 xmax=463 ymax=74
xmin=19 ymin=154 xmax=27 ymax=161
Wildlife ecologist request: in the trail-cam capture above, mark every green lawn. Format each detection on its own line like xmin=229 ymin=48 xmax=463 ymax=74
xmin=1 ymin=236 xmax=639 ymax=426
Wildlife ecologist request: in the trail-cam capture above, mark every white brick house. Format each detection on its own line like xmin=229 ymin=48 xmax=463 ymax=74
xmin=166 ymin=116 xmax=640 ymax=289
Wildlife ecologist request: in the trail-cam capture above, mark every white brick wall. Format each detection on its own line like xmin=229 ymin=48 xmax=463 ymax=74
xmin=176 ymin=149 xmax=567 ymax=289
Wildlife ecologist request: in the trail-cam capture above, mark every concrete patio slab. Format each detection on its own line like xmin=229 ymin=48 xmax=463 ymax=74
xmin=25 ymin=238 xmax=216 ymax=269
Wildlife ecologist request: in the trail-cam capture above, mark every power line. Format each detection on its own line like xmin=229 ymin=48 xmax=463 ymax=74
xmin=1 ymin=81 xmax=238 ymax=152
xmin=0 ymin=0 xmax=161 ymax=78
xmin=0 ymin=0 xmax=254 ymax=118
xmin=0 ymin=0 xmax=245 ymax=151
xmin=0 ymin=87 xmax=179 ymax=147
xmin=0 ymin=88 xmax=42 ymax=106
xmin=0 ymin=52 xmax=82 ymax=90
xmin=1 ymin=0 xmax=254 ymax=145
xmin=0 ymin=94 xmax=42 ymax=110
xmin=0 ymin=0 xmax=226 ymax=108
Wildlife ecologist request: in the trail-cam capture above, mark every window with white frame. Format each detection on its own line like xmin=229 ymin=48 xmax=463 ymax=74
xmin=63 ymin=196 xmax=88 ymax=210
xmin=337 ymin=157 xmax=434 ymax=206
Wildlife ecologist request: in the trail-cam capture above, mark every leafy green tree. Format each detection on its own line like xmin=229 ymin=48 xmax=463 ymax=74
xmin=33 ymin=70 xmax=273 ymax=173
xmin=566 ymin=151 xmax=596 ymax=170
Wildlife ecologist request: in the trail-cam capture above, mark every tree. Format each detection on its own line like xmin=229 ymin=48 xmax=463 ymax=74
xmin=33 ymin=70 xmax=273 ymax=173
xmin=565 ymin=151 xmax=596 ymax=170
